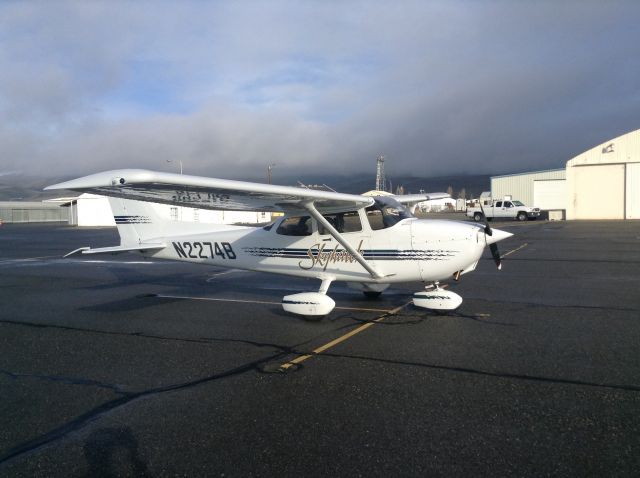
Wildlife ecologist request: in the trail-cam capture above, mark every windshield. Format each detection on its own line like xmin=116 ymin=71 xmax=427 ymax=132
xmin=512 ymin=200 xmax=524 ymax=206
xmin=366 ymin=196 xmax=414 ymax=230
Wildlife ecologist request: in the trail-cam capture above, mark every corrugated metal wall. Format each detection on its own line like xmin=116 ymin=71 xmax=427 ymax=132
xmin=491 ymin=169 xmax=566 ymax=206
xmin=0 ymin=202 xmax=68 ymax=223
xmin=534 ymin=180 xmax=567 ymax=210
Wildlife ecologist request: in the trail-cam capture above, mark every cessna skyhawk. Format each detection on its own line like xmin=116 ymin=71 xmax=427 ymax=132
xmin=46 ymin=169 xmax=512 ymax=317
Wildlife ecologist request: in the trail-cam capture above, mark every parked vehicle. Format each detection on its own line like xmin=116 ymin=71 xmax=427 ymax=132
xmin=466 ymin=199 xmax=540 ymax=221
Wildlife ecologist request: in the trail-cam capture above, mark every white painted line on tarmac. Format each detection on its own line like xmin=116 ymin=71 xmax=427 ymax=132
xmin=153 ymin=294 xmax=393 ymax=313
xmin=205 ymin=270 xmax=246 ymax=281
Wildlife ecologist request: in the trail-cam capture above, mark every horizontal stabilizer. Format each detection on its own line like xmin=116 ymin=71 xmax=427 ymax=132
xmin=64 ymin=243 xmax=166 ymax=257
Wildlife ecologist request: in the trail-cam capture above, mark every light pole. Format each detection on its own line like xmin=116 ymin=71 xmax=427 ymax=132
xmin=166 ymin=159 xmax=183 ymax=174
xmin=267 ymin=163 xmax=276 ymax=184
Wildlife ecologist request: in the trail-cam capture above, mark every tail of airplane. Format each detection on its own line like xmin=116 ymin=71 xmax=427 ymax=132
xmin=107 ymin=197 xmax=226 ymax=246
xmin=64 ymin=197 xmax=229 ymax=258
xmin=108 ymin=197 xmax=165 ymax=246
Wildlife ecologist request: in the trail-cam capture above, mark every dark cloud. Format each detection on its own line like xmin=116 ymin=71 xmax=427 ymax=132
xmin=1 ymin=1 xmax=639 ymax=180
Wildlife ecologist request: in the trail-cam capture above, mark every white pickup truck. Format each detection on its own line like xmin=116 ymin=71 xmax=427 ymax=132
xmin=467 ymin=199 xmax=541 ymax=222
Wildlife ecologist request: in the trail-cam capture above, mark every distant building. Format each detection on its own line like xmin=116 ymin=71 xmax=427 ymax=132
xmin=566 ymin=129 xmax=640 ymax=220
xmin=0 ymin=201 xmax=68 ymax=223
xmin=418 ymin=197 xmax=456 ymax=213
xmin=489 ymin=128 xmax=640 ymax=220
xmin=491 ymin=169 xmax=566 ymax=211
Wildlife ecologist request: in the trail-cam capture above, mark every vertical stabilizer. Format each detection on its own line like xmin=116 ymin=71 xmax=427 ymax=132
xmin=108 ymin=197 xmax=165 ymax=246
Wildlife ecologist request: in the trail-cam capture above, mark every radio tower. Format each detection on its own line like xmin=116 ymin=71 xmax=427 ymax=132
xmin=375 ymin=155 xmax=386 ymax=191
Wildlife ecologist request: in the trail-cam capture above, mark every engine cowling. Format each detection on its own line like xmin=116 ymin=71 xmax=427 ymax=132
xmin=282 ymin=292 xmax=336 ymax=317
xmin=413 ymin=289 xmax=462 ymax=311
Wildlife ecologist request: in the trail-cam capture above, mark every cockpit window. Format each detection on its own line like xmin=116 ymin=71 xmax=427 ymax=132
xmin=366 ymin=197 xmax=414 ymax=230
xmin=318 ymin=211 xmax=362 ymax=234
xmin=276 ymin=216 xmax=312 ymax=236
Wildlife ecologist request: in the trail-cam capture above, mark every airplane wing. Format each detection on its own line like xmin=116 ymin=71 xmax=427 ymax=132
xmin=45 ymin=169 xmax=374 ymax=214
xmin=391 ymin=192 xmax=450 ymax=204
xmin=390 ymin=192 xmax=451 ymax=214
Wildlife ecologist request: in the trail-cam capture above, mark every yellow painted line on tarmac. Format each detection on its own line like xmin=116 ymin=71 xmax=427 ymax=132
xmin=279 ymin=301 xmax=412 ymax=371
xmin=335 ymin=305 xmax=392 ymax=313
xmin=502 ymin=243 xmax=528 ymax=258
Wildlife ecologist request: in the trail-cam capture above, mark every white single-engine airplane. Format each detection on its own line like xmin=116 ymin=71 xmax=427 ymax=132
xmin=46 ymin=169 xmax=512 ymax=317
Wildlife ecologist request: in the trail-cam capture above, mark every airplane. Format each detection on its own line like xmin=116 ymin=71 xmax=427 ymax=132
xmin=46 ymin=169 xmax=512 ymax=317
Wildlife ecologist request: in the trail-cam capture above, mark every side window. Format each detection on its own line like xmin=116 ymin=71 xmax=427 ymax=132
xmin=495 ymin=201 xmax=502 ymax=207
xmin=276 ymin=216 xmax=312 ymax=236
xmin=319 ymin=211 xmax=362 ymax=235
xmin=505 ymin=201 xmax=513 ymax=208
xmin=366 ymin=209 xmax=385 ymax=231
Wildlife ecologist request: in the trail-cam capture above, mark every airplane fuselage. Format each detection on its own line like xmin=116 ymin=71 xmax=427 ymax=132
xmin=146 ymin=217 xmax=487 ymax=284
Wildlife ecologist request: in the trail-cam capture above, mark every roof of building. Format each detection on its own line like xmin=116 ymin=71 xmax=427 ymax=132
xmin=491 ymin=168 xmax=565 ymax=180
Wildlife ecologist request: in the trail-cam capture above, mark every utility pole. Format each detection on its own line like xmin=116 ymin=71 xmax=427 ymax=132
xmin=267 ymin=163 xmax=276 ymax=184
xmin=375 ymin=155 xmax=386 ymax=191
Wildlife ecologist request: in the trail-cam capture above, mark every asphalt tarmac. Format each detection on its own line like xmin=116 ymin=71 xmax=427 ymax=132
xmin=1 ymin=219 xmax=640 ymax=477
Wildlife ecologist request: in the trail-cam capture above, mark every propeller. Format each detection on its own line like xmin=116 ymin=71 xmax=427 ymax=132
xmin=478 ymin=201 xmax=503 ymax=270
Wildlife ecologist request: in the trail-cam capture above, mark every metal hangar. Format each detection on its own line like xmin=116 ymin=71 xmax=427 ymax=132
xmin=566 ymin=129 xmax=640 ymax=220
xmin=491 ymin=128 xmax=640 ymax=220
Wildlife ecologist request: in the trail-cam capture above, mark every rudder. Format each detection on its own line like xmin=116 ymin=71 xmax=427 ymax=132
xmin=108 ymin=197 xmax=165 ymax=246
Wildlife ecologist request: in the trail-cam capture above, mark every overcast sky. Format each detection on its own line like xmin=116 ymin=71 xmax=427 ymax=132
xmin=1 ymin=1 xmax=639 ymax=180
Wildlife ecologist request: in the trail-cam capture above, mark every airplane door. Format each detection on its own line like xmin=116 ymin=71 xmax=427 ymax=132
xmin=410 ymin=220 xmax=431 ymax=282
xmin=315 ymin=210 xmax=371 ymax=275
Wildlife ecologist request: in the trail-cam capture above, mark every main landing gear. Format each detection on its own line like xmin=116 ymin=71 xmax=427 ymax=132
xmin=281 ymin=279 xmax=463 ymax=318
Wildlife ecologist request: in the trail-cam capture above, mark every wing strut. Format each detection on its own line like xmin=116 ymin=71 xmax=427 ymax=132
xmin=302 ymin=201 xmax=383 ymax=280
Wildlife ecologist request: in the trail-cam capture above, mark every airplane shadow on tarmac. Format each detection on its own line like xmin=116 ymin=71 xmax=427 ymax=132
xmin=83 ymin=426 xmax=151 ymax=478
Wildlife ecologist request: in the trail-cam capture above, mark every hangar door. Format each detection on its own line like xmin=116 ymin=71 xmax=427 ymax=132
xmin=534 ymin=180 xmax=566 ymax=210
xmin=573 ymin=164 xmax=624 ymax=219
xmin=627 ymin=163 xmax=640 ymax=219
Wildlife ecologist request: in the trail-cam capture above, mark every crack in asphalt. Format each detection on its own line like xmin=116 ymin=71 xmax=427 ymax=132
xmin=285 ymin=333 xmax=640 ymax=396
xmin=315 ymin=349 xmax=640 ymax=393
xmin=464 ymin=300 xmax=639 ymax=313
xmin=0 ymin=348 xmax=292 ymax=466
xmin=0 ymin=370 xmax=127 ymax=395
xmin=0 ymin=319 xmax=297 ymax=351
xmin=3 ymin=307 xmax=640 ymax=467
xmin=0 ymin=315 xmax=372 ymax=466
xmin=500 ymin=258 xmax=640 ymax=266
